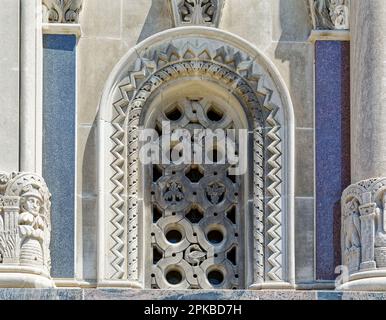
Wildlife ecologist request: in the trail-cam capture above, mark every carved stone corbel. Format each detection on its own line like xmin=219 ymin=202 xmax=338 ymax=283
xmin=0 ymin=172 xmax=54 ymax=288
xmin=42 ymin=0 xmax=83 ymax=23
xmin=308 ymin=0 xmax=350 ymax=30
xmin=169 ymin=0 xmax=225 ymax=27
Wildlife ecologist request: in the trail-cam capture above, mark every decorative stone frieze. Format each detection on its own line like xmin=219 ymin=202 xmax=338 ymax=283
xmin=0 ymin=172 xmax=54 ymax=288
xmin=308 ymin=0 xmax=350 ymax=30
xmin=169 ymin=0 xmax=225 ymax=27
xmin=42 ymin=0 xmax=83 ymax=23
xmin=340 ymin=178 xmax=386 ymax=290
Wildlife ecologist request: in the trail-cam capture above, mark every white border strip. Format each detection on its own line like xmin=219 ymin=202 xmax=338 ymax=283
xmin=308 ymin=30 xmax=350 ymax=43
xmin=42 ymin=23 xmax=82 ymax=38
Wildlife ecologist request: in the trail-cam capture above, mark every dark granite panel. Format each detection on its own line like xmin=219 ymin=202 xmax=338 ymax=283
xmin=83 ymin=289 xmax=317 ymax=301
xmin=317 ymin=291 xmax=343 ymax=300
xmin=43 ymin=35 xmax=76 ymax=278
xmin=0 ymin=289 xmax=386 ymax=300
xmin=0 ymin=289 xmax=83 ymax=300
xmin=315 ymin=41 xmax=350 ymax=280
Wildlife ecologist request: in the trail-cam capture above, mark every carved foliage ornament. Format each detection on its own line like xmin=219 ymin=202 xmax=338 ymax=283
xmin=0 ymin=172 xmax=52 ymax=273
xmin=170 ymin=0 xmax=225 ymax=27
xmin=42 ymin=0 xmax=83 ymax=23
xmin=308 ymin=0 xmax=350 ymax=30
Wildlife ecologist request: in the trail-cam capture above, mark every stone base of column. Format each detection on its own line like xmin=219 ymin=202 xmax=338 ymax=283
xmin=338 ymin=270 xmax=386 ymax=291
xmin=0 ymin=266 xmax=55 ymax=288
xmin=0 ymin=172 xmax=55 ymax=289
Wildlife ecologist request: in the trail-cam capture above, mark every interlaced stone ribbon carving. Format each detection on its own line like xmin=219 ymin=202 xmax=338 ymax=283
xmin=0 ymin=172 xmax=52 ymax=274
xmin=341 ymin=178 xmax=386 ymax=275
xmin=150 ymin=98 xmax=242 ymax=289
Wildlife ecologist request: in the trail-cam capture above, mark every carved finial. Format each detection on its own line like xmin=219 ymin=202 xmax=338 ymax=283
xmin=170 ymin=0 xmax=225 ymax=28
xmin=308 ymin=0 xmax=350 ymax=30
xmin=42 ymin=0 xmax=83 ymax=24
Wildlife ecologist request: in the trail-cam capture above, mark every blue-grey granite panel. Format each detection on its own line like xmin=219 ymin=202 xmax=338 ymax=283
xmin=0 ymin=289 xmax=83 ymax=300
xmin=83 ymin=289 xmax=317 ymax=301
xmin=318 ymin=291 xmax=343 ymax=300
xmin=0 ymin=289 xmax=386 ymax=300
xmin=342 ymin=292 xmax=386 ymax=300
xmin=315 ymin=41 xmax=350 ymax=280
xmin=43 ymin=35 xmax=76 ymax=278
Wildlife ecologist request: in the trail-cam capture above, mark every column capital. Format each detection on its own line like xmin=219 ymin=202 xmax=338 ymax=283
xmin=42 ymin=0 xmax=83 ymax=24
xmin=0 ymin=172 xmax=55 ymax=288
xmin=42 ymin=0 xmax=83 ymax=37
xmin=308 ymin=0 xmax=350 ymax=31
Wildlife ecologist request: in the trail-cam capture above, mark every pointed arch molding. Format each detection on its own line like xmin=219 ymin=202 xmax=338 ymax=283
xmin=97 ymin=27 xmax=295 ymax=289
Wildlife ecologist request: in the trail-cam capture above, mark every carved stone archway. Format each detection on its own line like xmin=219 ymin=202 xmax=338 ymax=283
xmin=97 ymin=27 xmax=295 ymax=289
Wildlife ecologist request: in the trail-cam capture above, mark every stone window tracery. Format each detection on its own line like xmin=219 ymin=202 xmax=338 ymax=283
xmin=97 ymin=28 xmax=295 ymax=290
xmin=146 ymin=97 xmax=244 ymax=289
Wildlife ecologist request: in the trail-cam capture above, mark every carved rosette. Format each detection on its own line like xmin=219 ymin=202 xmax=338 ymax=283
xmin=42 ymin=0 xmax=83 ymax=23
xmin=308 ymin=0 xmax=350 ymax=30
xmin=340 ymin=178 xmax=386 ymax=290
xmin=0 ymin=172 xmax=54 ymax=288
xmin=170 ymin=0 xmax=225 ymax=27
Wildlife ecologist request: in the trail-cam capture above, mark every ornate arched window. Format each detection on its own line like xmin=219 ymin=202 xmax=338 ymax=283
xmin=97 ymin=27 xmax=295 ymax=290
xmin=141 ymin=82 xmax=250 ymax=289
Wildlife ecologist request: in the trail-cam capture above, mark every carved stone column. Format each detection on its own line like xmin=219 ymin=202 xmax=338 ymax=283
xmin=20 ymin=0 xmax=43 ymax=174
xmin=339 ymin=179 xmax=386 ymax=291
xmin=338 ymin=0 xmax=386 ymax=291
xmin=0 ymin=172 xmax=54 ymax=288
xmin=351 ymin=0 xmax=386 ymax=182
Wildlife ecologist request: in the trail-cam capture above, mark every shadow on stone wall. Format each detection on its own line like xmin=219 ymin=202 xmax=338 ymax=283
xmin=274 ymin=0 xmax=350 ymax=283
xmin=81 ymin=123 xmax=98 ymax=281
xmin=274 ymin=0 xmax=316 ymax=284
xmin=137 ymin=0 xmax=173 ymax=44
xmin=79 ymin=0 xmax=173 ymax=282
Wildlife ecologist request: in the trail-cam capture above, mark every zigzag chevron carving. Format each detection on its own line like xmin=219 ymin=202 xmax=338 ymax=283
xmin=107 ymin=40 xmax=285 ymax=285
xmin=265 ymin=105 xmax=283 ymax=281
xmin=254 ymin=125 xmax=265 ymax=283
xmin=109 ymin=102 xmax=126 ymax=279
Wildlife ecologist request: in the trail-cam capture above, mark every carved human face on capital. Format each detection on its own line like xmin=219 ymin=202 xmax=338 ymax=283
xmin=22 ymin=196 xmax=42 ymax=216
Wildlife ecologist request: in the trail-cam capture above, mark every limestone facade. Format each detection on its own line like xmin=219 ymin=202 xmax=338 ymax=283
xmin=0 ymin=0 xmax=385 ymax=298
